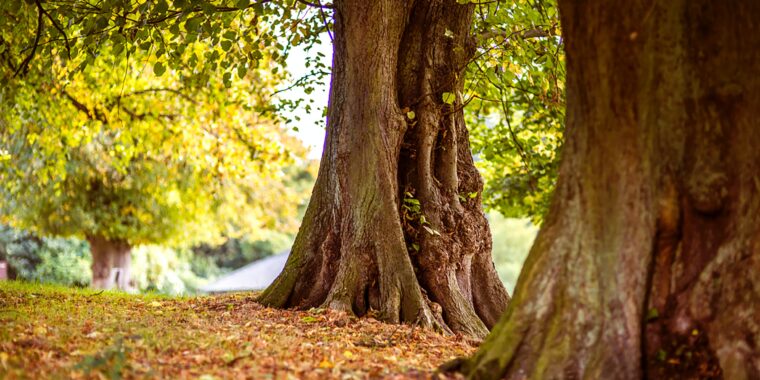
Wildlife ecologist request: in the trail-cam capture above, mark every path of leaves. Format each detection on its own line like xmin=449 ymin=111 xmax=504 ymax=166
xmin=0 ymin=282 xmax=475 ymax=379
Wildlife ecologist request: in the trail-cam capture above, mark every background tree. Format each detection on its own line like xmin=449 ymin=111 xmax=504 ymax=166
xmin=460 ymin=0 xmax=760 ymax=378
xmin=465 ymin=0 xmax=564 ymax=224
xmin=0 ymin=41 xmax=309 ymax=288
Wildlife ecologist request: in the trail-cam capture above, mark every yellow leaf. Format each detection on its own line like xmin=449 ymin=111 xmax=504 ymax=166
xmin=149 ymin=301 xmax=162 ymax=307
xmin=318 ymin=359 xmax=333 ymax=369
xmin=0 ymin=352 xmax=9 ymax=369
xmin=343 ymin=351 xmax=354 ymax=359
xmin=33 ymin=326 xmax=48 ymax=335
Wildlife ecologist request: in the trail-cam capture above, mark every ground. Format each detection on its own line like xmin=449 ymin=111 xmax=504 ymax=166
xmin=0 ymin=282 xmax=476 ymax=379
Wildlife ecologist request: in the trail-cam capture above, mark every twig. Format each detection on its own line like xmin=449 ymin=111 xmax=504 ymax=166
xmin=39 ymin=1 xmax=71 ymax=59
xmin=297 ymin=0 xmax=333 ymax=9
xmin=14 ymin=0 xmax=44 ymax=77
xmin=315 ymin=0 xmax=333 ymax=42
xmin=63 ymin=90 xmax=109 ymax=124
xmin=87 ymin=290 xmax=105 ymax=298
xmin=118 ymin=87 xmax=198 ymax=104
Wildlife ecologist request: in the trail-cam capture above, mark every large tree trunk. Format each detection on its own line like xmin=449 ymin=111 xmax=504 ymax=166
xmin=258 ymin=0 xmax=509 ymax=338
xmin=88 ymin=236 xmax=132 ymax=290
xmin=460 ymin=0 xmax=760 ymax=378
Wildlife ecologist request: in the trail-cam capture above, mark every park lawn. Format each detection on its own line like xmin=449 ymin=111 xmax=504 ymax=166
xmin=0 ymin=281 xmax=475 ymax=379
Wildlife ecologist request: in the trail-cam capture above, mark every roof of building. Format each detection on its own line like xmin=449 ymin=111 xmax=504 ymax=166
xmin=199 ymin=251 xmax=289 ymax=293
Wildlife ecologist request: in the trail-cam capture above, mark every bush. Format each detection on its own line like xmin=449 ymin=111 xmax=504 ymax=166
xmin=488 ymin=212 xmax=538 ymax=292
xmin=0 ymin=225 xmax=91 ymax=287
xmin=131 ymin=245 xmax=213 ymax=295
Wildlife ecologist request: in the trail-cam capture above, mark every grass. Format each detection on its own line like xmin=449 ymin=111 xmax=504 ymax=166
xmin=0 ymin=281 xmax=475 ymax=379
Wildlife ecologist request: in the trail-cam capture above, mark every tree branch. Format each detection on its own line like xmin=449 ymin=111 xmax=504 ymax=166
xmin=39 ymin=1 xmax=70 ymax=59
xmin=139 ymin=0 xmax=275 ymax=26
xmin=63 ymin=90 xmax=109 ymax=124
xmin=296 ymin=0 xmax=334 ymax=9
xmin=117 ymin=87 xmax=198 ymax=103
xmin=477 ymin=26 xmax=554 ymax=42
xmin=315 ymin=0 xmax=333 ymax=41
xmin=14 ymin=0 xmax=44 ymax=77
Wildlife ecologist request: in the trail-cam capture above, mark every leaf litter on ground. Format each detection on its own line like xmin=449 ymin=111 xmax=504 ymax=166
xmin=0 ymin=281 xmax=475 ymax=379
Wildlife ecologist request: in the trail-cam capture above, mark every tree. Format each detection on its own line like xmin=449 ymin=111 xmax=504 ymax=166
xmin=0 ymin=42 xmax=309 ymax=289
xmin=459 ymin=0 xmax=760 ymax=378
xmin=465 ymin=0 xmax=564 ymax=224
xmin=256 ymin=0 xmax=510 ymax=338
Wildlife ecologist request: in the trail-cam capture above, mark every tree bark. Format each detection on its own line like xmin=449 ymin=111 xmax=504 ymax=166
xmin=257 ymin=0 xmax=509 ymax=338
xmin=460 ymin=0 xmax=760 ymax=378
xmin=88 ymin=236 xmax=132 ymax=290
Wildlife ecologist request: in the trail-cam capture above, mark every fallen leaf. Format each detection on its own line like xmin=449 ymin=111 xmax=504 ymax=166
xmin=0 ymin=352 xmax=8 ymax=369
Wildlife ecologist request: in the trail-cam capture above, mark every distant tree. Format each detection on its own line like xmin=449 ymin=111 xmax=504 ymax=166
xmin=466 ymin=0 xmax=564 ymax=224
xmin=193 ymin=162 xmax=317 ymax=271
xmin=0 ymin=44 xmax=309 ymax=288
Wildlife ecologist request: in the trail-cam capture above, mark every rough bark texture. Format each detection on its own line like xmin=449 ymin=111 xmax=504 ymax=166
xmin=461 ymin=0 xmax=760 ymax=378
xmin=257 ymin=0 xmax=509 ymax=338
xmin=88 ymin=236 xmax=132 ymax=290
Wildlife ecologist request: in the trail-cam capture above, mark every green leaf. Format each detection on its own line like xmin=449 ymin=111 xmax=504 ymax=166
xmin=235 ymin=0 xmax=249 ymax=9
xmin=153 ymin=62 xmax=166 ymax=76
xmin=154 ymin=0 xmax=169 ymax=14
xmin=442 ymin=92 xmax=455 ymax=105
xmin=237 ymin=65 xmax=247 ymax=79
xmin=404 ymin=198 xmax=420 ymax=206
xmin=220 ymin=40 xmax=232 ymax=51
xmin=406 ymin=111 xmax=415 ymax=119
xmin=423 ymin=225 xmax=441 ymax=236
xmin=185 ymin=16 xmax=203 ymax=31
xmin=646 ymin=307 xmax=659 ymax=321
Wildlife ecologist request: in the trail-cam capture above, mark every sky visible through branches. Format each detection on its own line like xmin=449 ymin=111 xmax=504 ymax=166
xmin=282 ymin=34 xmax=331 ymax=159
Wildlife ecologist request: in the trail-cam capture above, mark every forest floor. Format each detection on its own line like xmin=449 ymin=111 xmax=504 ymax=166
xmin=0 ymin=281 xmax=475 ymax=379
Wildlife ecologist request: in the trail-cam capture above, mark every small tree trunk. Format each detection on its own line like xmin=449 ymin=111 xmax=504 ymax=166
xmin=461 ymin=0 xmax=760 ymax=378
xmin=258 ymin=0 xmax=508 ymax=338
xmin=88 ymin=236 xmax=132 ymax=290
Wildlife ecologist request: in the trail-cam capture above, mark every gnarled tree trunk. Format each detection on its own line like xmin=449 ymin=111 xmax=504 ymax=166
xmin=461 ymin=0 xmax=760 ymax=378
xmin=88 ymin=236 xmax=132 ymax=290
xmin=258 ymin=0 xmax=509 ymax=338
